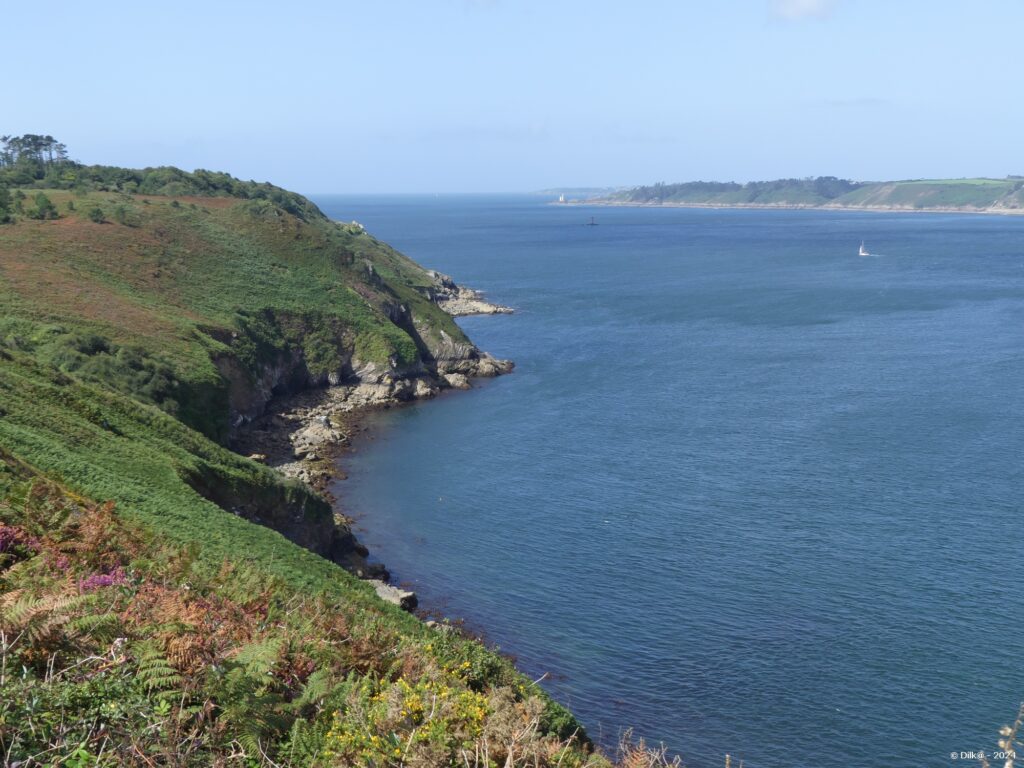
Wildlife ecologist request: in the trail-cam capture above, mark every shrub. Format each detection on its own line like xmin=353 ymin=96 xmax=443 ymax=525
xmin=86 ymin=206 xmax=104 ymax=223
xmin=27 ymin=192 xmax=58 ymax=220
xmin=0 ymin=187 xmax=11 ymax=222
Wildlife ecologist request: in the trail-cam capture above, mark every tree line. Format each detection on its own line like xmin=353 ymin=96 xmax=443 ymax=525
xmin=623 ymin=176 xmax=865 ymax=204
xmin=0 ymin=134 xmax=67 ymax=222
xmin=1 ymin=134 xmax=70 ymax=167
xmin=0 ymin=134 xmax=326 ymax=224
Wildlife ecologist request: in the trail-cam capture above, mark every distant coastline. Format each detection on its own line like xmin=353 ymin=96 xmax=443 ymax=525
xmin=561 ymin=175 xmax=1024 ymax=216
xmin=560 ymin=198 xmax=1024 ymax=216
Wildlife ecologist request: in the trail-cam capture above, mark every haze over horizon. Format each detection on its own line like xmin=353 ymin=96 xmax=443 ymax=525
xmin=8 ymin=0 xmax=1023 ymax=193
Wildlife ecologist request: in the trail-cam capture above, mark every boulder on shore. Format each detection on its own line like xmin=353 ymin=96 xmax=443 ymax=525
xmin=369 ymin=579 xmax=418 ymax=611
xmin=443 ymin=372 xmax=471 ymax=389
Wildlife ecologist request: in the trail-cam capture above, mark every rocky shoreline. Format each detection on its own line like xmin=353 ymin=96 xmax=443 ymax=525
xmin=233 ymin=278 xmax=513 ymax=612
xmin=426 ymin=270 xmax=515 ymax=316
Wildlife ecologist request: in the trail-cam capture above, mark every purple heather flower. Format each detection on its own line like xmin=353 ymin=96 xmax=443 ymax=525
xmin=0 ymin=524 xmax=36 ymax=555
xmin=0 ymin=525 xmax=16 ymax=553
xmin=80 ymin=567 xmax=128 ymax=592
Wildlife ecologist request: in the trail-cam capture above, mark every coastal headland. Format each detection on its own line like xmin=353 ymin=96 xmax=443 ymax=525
xmin=0 ymin=154 xmax=618 ymax=765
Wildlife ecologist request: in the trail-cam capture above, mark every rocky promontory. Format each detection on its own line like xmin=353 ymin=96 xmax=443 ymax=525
xmin=424 ymin=270 xmax=515 ymax=316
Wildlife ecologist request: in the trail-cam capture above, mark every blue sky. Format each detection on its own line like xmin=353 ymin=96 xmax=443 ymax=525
xmin=6 ymin=0 xmax=1023 ymax=192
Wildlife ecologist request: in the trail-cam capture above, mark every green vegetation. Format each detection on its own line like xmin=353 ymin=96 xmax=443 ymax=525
xmin=834 ymin=178 xmax=1024 ymax=209
xmin=610 ymin=176 xmax=1024 ymax=211
xmin=27 ymin=191 xmax=58 ymax=220
xmin=618 ymin=177 xmax=864 ymax=206
xmin=0 ymin=140 xmax=470 ymax=440
xmin=0 ymin=138 xmax=614 ymax=765
xmin=0 ymin=186 xmax=11 ymax=223
xmin=0 ymin=459 xmax=600 ymax=766
xmin=0 ymin=134 xmax=323 ymax=223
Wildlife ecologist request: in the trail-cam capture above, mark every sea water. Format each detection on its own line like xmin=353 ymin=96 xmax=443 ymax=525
xmin=313 ymin=195 xmax=1024 ymax=768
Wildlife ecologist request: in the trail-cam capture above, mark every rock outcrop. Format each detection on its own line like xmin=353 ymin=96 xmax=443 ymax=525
xmin=217 ymin=305 xmax=512 ymax=440
xmin=370 ymin=580 xmax=418 ymax=611
xmin=422 ymin=271 xmax=514 ymax=317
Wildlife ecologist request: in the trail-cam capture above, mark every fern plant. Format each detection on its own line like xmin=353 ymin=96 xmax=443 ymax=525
xmin=134 ymin=638 xmax=184 ymax=701
xmin=0 ymin=590 xmax=91 ymax=656
xmin=209 ymin=638 xmax=289 ymax=757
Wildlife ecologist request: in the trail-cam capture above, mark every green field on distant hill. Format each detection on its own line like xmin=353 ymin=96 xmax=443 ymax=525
xmin=603 ymin=176 xmax=1024 ymax=211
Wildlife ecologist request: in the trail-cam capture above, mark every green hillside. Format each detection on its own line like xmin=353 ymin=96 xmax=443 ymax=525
xmin=606 ymin=176 xmax=1024 ymax=211
xmin=613 ymin=177 xmax=863 ymax=206
xmin=0 ymin=139 xmax=616 ymax=766
xmin=831 ymin=177 xmax=1024 ymax=209
xmin=0 ymin=182 xmax=476 ymax=442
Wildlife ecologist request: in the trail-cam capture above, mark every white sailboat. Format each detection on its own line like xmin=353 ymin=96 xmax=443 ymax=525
xmin=858 ymin=241 xmax=870 ymax=257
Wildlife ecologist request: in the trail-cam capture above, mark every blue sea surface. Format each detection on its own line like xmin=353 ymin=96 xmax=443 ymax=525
xmin=313 ymin=195 xmax=1024 ymax=768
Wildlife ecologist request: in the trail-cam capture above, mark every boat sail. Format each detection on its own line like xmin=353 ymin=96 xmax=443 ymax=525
xmin=858 ymin=241 xmax=870 ymax=257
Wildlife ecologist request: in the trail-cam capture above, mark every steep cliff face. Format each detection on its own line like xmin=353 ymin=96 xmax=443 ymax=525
xmin=210 ymin=301 xmax=511 ymax=435
xmin=179 ymin=455 xmax=357 ymax=561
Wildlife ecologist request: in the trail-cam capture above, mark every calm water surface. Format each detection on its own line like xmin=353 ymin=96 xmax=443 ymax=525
xmin=313 ymin=195 xmax=1024 ymax=768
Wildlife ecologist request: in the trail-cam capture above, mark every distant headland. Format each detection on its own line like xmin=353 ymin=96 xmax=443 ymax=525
xmin=561 ymin=176 xmax=1024 ymax=215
